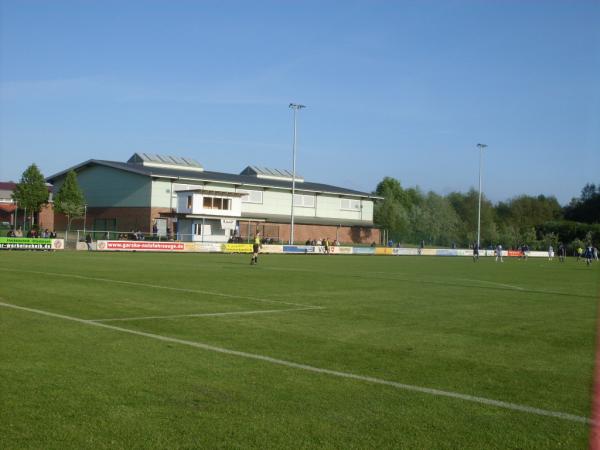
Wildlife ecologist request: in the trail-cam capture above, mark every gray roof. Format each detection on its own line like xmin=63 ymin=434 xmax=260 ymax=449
xmin=240 ymin=165 xmax=303 ymax=181
xmin=128 ymin=153 xmax=203 ymax=169
xmin=47 ymin=159 xmax=381 ymax=199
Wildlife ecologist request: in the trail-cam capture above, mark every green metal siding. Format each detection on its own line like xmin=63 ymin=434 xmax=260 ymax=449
xmin=53 ymin=165 xmax=151 ymax=207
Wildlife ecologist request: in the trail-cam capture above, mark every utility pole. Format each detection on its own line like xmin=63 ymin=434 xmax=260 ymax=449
xmin=476 ymin=143 xmax=488 ymax=250
xmin=289 ymin=103 xmax=306 ymax=244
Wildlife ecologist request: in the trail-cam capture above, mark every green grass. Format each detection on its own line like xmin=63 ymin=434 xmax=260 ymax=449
xmin=0 ymin=251 xmax=598 ymax=449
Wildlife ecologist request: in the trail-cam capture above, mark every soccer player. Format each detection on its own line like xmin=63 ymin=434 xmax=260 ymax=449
xmin=495 ymin=244 xmax=503 ymax=262
xmin=585 ymin=245 xmax=594 ymax=266
xmin=558 ymin=243 xmax=566 ymax=262
xmin=548 ymin=245 xmax=554 ymax=261
xmin=250 ymin=231 xmax=261 ymax=265
xmin=472 ymin=243 xmax=479 ymax=262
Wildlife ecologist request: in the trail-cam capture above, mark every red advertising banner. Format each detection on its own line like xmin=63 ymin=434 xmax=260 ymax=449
xmin=97 ymin=240 xmax=185 ymax=251
xmin=507 ymin=250 xmax=524 ymax=257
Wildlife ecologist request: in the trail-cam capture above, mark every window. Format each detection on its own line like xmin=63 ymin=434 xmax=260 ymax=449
xmin=293 ymin=194 xmax=315 ymax=207
xmin=341 ymin=198 xmax=361 ymax=210
xmin=187 ymin=195 xmax=193 ymax=209
xmin=202 ymin=196 xmax=232 ymax=210
xmin=93 ymin=218 xmax=117 ymax=231
xmin=238 ymin=189 xmax=263 ymax=204
xmin=193 ymin=223 xmax=202 ymax=235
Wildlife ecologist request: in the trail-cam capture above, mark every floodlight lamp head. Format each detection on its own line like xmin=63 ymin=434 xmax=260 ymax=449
xmin=289 ymin=103 xmax=306 ymax=110
xmin=477 ymin=143 xmax=488 ymax=149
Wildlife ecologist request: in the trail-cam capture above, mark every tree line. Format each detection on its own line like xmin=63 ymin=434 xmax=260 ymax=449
xmin=10 ymin=164 xmax=85 ymax=232
xmin=373 ymin=177 xmax=600 ymax=251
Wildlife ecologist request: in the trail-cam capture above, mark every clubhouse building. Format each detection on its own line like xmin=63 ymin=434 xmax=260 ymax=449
xmin=46 ymin=153 xmax=381 ymax=244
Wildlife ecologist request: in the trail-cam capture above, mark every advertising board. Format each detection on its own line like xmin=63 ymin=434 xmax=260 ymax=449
xmin=260 ymin=244 xmax=284 ymax=254
xmin=436 ymin=249 xmax=458 ymax=256
xmin=283 ymin=245 xmax=315 ymax=254
xmin=191 ymin=243 xmax=222 ymax=252
xmin=330 ymin=246 xmax=353 ymax=255
xmin=393 ymin=248 xmax=420 ymax=256
xmin=0 ymin=238 xmax=64 ymax=250
xmin=352 ymin=247 xmax=376 ymax=255
xmin=223 ymin=243 xmax=253 ymax=253
xmin=96 ymin=240 xmax=185 ymax=251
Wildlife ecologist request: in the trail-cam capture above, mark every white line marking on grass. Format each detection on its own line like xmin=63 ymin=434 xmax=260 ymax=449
xmin=455 ymin=278 xmax=525 ymax=291
xmin=0 ymin=300 xmax=591 ymax=426
xmin=90 ymin=306 xmax=324 ymax=322
xmin=0 ymin=267 xmax=317 ymax=308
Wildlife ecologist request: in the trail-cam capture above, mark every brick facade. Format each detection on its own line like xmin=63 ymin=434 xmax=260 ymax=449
xmin=239 ymin=220 xmax=380 ymax=245
xmin=54 ymin=207 xmax=176 ymax=234
xmin=38 ymin=204 xmax=54 ymax=230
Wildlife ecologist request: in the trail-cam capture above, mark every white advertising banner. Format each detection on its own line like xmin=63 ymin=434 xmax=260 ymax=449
xmin=393 ymin=248 xmax=420 ymax=256
xmin=260 ymin=244 xmax=284 ymax=254
xmin=192 ymin=243 xmax=222 ymax=252
xmin=96 ymin=240 xmax=185 ymax=252
xmin=330 ymin=246 xmax=353 ymax=254
xmin=220 ymin=219 xmax=236 ymax=230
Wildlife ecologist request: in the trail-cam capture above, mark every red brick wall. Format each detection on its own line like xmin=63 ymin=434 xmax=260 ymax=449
xmin=239 ymin=221 xmax=380 ymax=245
xmin=54 ymin=207 xmax=176 ymax=233
xmin=38 ymin=204 xmax=54 ymax=230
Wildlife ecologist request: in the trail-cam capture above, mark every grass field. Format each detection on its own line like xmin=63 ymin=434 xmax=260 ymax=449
xmin=1 ymin=251 xmax=599 ymax=449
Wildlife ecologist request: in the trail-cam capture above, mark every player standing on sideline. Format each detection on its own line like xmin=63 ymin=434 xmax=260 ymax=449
xmin=473 ymin=242 xmax=479 ymax=262
xmin=495 ymin=244 xmax=504 ymax=262
xmin=548 ymin=244 xmax=554 ymax=261
xmin=250 ymin=231 xmax=261 ymax=265
xmin=558 ymin=243 xmax=566 ymax=262
xmin=323 ymin=237 xmax=330 ymax=255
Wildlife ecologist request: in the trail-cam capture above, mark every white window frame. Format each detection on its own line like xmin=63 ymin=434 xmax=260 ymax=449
xmin=294 ymin=194 xmax=315 ymax=208
xmin=193 ymin=223 xmax=202 ymax=235
xmin=340 ymin=198 xmax=361 ymax=211
xmin=238 ymin=189 xmax=263 ymax=204
xmin=202 ymin=196 xmax=232 ymax=211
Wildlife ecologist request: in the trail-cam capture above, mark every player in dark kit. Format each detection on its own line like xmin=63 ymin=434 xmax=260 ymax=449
xmin=558 ymin=243 xmax=566 ymax=262
xmin=251 ymin=232 xmax=261 ymax=265
xmin=472 ymin=243 xmax=479 ymax=262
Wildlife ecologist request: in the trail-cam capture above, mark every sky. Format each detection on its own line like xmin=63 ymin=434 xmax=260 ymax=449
xmin=0 ymin=0 xmax=598 ymax=205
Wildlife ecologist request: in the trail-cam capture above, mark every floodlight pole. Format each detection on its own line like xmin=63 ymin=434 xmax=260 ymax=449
xmin=289 ymin=103 xmax=306 ymax=245
xmin=83 ymin=204 xmax=87 ymax=234
xmin=476 ymin=143 xmax=488 ymax=250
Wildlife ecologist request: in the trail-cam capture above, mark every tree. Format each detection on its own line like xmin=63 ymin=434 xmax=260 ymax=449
xmin=54 ymin=170 xmax=86 ymax=234
xmin=564 ymin=182 xmax=600 ymax=224
xmin=447 ymin=189 xmax=495 ymax=246
xmin=12 ymin=164 xmax=49 ymax=227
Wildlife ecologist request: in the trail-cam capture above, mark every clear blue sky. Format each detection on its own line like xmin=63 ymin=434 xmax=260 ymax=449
xmin=1 ymin=0 xmax=598 ymax=204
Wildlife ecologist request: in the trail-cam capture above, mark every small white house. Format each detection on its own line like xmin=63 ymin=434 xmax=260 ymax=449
xmin=175 ymin=189 xmax=244 ymax=242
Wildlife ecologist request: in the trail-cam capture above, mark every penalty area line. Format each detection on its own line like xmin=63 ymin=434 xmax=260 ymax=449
xmin=90 ymin=306 xmax=324 ymax=322
xmin=0 ymin=300 xmax=591 ymax=426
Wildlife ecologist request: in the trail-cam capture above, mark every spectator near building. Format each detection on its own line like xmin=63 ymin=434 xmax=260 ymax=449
xmin=46 ymin=153 xmax=382 ymax=244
